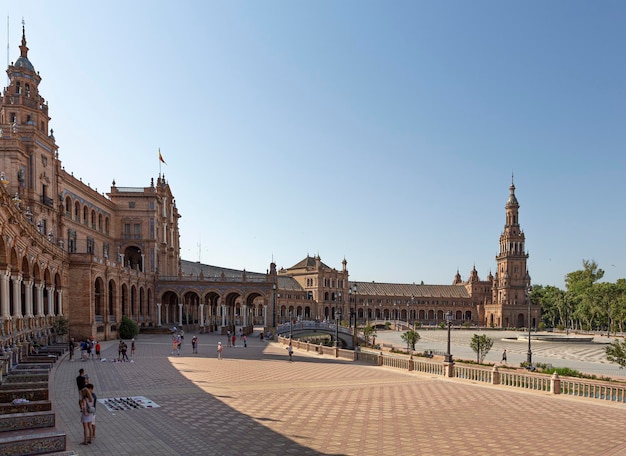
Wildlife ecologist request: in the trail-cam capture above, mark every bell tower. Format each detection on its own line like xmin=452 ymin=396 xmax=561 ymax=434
xmin=492 ymin=178 xmax=532 ymax=328
xmin=0 ymin=22 xmax=59 ymax=237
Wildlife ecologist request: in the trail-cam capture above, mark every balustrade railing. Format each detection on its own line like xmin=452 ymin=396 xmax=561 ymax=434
xmin=276 ymin=335 xmax=626 ymax=404
xmin=560 ymin=378 xmax=626 ymax=402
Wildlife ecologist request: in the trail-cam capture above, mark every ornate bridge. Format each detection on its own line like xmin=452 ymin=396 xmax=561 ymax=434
xmin=276 ymin=321 xmax=358 ymax=348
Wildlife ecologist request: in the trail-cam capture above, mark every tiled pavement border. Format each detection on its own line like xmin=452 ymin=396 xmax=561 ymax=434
xmin=51 ymin=332 xmax=626 ymax=456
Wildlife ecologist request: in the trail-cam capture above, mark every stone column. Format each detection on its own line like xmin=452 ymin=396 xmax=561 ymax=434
xmin=242 ymin=304 xmax=248 ymax=327
xmin=221 ymin=304 xmax=226 ymax=327
xmin=11 ymin=275 xmax=22 ymax=318
xmin=35 ymin=284 xmax=45 ymax=317
xmin=157 ymin=302 xmax=162 ymax=326
xmin=23 ymin=280 xmax=33 ymax=317
xmin=199 ymin=304 xmax=205 ymax=327
xmin=178 ymin=303 xmax=183 ymax=326
xmin=56 ymin=289 xmax=64 ymax=316
xmin=0 ymin=270 xmax=10 ymax=319
xmin=263 ymin=304 xmax=267 ymax=327
xmin=46 ymin=287 xmax=56 ymax=316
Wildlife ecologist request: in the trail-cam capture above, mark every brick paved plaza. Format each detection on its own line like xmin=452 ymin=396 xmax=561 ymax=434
xmin=52 ymin=331 xmax=626 ymax=456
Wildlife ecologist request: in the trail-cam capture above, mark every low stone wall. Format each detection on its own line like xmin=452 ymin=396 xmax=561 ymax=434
xmin=0 ymin=400 xmax=51 ymax=415
xmin=0 ymin=388 xmax=49 ymax=403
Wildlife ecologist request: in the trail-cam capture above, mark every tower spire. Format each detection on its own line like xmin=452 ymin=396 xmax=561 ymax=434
xmin=19 ymin=18 xmax=28 ymax=59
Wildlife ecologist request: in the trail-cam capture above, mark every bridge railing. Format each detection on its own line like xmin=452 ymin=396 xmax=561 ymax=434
xmin=277 ymin=336 xmax=626 ymax=404
xmin=276 ymin=321 xmax=352 ymax=335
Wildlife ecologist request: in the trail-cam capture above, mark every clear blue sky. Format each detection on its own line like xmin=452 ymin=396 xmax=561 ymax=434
xmin=9 ymin=1 xmax=626 ymax=288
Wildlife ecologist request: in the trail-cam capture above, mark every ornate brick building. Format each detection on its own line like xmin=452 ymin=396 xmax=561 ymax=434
xmin=0 ymin=27 xmax=537 ymax=354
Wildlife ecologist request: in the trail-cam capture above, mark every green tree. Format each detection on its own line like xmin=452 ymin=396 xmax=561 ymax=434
xmin=119 ymin=316 xmax=139 ymax=339
xmin=605 ymin=339 xmax=626 ymax=368
xmin=469 ymin=334 xmax=493 ymax=363
xmin=362 ymin=324 xmax=375 ymax=346
xmin=54 ymin=316 xmax=69 ymax=336
xmin=400 ymin=330 xmax=420 ymax=351
xmin=565 ymin=260 xmax=605 ymax=331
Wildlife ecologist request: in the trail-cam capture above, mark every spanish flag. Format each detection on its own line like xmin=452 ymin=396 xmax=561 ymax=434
xmin=158 ymin=148 xmax=166 ymax=164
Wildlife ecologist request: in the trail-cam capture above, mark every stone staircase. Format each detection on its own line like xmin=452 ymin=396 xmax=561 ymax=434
xmin=0 ymin=343 xmax=77 ymax=455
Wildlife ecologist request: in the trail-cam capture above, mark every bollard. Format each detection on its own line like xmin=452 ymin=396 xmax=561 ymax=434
xmin=492 ymin=365 xmax=500 ymax=385
xmin=551 ymin=372 xmax=561 ymax=394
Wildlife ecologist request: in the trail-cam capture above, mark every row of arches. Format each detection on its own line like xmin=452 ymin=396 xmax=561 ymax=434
xmin=64 ymin=196 xmax=110 ymax=234
xmin=93 ymin=277 xmax=154 ymax=326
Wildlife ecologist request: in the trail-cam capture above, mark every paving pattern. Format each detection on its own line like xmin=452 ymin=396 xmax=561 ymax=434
xmin=51 ymin=331 xmax=626 ymax=456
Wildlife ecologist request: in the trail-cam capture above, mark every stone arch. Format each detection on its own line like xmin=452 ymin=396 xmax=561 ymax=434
xmin=161 ymin=290 xmax=179 ymax=326
xmin=123 ymin=245 xmax=142 ymax=271
xmin=94 ymin=276 xmax=105 ymax=319
xmin=0 ymin=234 xmax=7 ymax=268
xmin=121 ymin=283 xmax=129 ymax=317
xmin=203 ymin=291 xmax=220 ymax=327
xmin=108 ymin=279 xmax=116 ymax=319
xmin=182 ymin=290 xmax=200 ymax=325
xmin=130 ymin=285 xmax=137 ymax=319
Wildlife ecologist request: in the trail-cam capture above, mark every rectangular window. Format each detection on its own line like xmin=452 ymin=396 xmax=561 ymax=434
xmin=129 ymin=201 xmax=136 ymax=208
xmin=87 ymin=237 xmax=95 ymax=254
xmin=123 ymin=223 xmax=131 ymax=239
xmin=134 ymin=223 xmax=141 ymax=239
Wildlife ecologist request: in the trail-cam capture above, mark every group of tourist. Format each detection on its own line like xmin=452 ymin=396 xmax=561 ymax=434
xmin=75 ymin=368 xmax=98 ymax=445
xmin=117 ymin=339 xmax=134 ymax=361
xmin=68 ymin=337 xmax=101 ymax=361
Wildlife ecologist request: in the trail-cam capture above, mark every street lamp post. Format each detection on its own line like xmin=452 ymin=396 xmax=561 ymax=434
xmin=352 ymin=284 xmax=358 ymax=348
xmin=411 ymin=295 xmax=414 ymax=330
xmin=527 ymin=285 xmax=533 ymax=365
xmin=445 ymin=310 xmax=453 ymax=363
xmin=271 ymin=284 xmax=277 ymax=328
xmin=335 ymin=310 xmax=341 ymax=348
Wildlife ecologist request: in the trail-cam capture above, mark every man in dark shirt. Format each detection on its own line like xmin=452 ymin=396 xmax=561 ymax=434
xmin=76 ymin=368 xmax=86 ymax=397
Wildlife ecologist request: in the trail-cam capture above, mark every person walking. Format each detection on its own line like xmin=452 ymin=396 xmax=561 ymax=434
xmin=192 ymin=336 xmax=198 ymax=354
xmin=76 ymin=369 xmax=87 ymax=398
xmin=131 ymin=339 xmax=136 ymax=356
xmin=226 ymin=330 xmax=232 ymax=347
xmin=231 ymin=333 xmax=237 ymax=348
xmin=287 ymin=342 xmax=293 ymax=362
xmin=243 ymin=334 xmax=247 ymax=348
xmin=85 ymin=383 xmax=97 ymax=441
xmin=69 ymin=337 xmax=75 ymax=361
xmin=95 ymin=341 xmax=101 ymax=360
xmin=79 ymin=387 xmax=95 ymax=445
xmin=501 ymin=348 xmax=507 ymax=363
xmin=217 ymin=341 xmax=223 ymax=360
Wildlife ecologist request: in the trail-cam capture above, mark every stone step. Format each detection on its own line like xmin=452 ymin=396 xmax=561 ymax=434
xmin=4 ymin=373 xmax=49 ymax=383
xmin=0 ymin=388 xmax=49 ymax=403
xmin=0 ymin=411 xmax=55 ymax=432
xmin=13 ymin=363 xmax=53 ymax=371
xmin=20 ymin=356 xmax=57 ymax=363
xmin=0 ymin=429 xmax=66 ymax=455
xmin=0 ymin=382 xmax=48 ymax=391
xmin=0 ymin=400 xmax=51 ymax=415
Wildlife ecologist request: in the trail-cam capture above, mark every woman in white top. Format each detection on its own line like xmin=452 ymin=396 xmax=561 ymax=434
xmin=79 ymin=387 xmax=95 ymax=444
